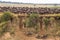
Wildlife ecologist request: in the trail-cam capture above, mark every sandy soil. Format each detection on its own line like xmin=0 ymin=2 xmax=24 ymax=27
xmin=0 ymin=27 xmax=60 ymax=40
xmin=5 ymin=27 xmax=60 ymax=40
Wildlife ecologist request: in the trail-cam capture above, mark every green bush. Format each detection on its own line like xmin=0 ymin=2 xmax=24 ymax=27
xmin=9 ymin=26 xmax=15 ymax=35
xmin=1 ymin=12 xmax=13 ymax=22
xmin=25 ymin=13 xmax=40 ymax=34
xmin=0 ymin=12 xmax=14 ymax=37
xmin=0 ymin=22 xmax=8 ymax=36
xmin=0 ymin=21 xmax=15 ymax=36
xmin=43 ymin=18 xmax=50 ymax=30
xmin=25 ymin=13 xmax=39 ymax=28
xmin=44 ymin=18 xmax=50 ymax=26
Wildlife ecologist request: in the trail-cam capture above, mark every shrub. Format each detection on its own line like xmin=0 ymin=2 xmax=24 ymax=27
xmin=9 ymin=26 xmax=15 ymax=35
xmin=0 ymin=12 xmax=14 ymax=37
xmin=43 ymin=18 xmax=50 ymax=30
xmin=25 ymin=13 xmax=39 ymax=28
xmin=0 ymin=22 xmax=8 ymax=36
xmin=25 ymin=13 xmax=39 ymax=34
xmin=1 ymin=12 xmax=13 ymax=22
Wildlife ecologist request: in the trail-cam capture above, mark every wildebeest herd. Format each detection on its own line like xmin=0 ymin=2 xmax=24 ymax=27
xmin=0 ymin=7 xmax=60 ymax=14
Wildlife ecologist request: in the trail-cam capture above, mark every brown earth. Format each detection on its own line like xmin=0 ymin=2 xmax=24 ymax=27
xmin=0 ymin=26 xmax=60 ymax=40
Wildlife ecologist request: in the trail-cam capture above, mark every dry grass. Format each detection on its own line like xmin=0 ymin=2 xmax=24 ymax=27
xmin=0 ymin=3 xmax=60 ymax=8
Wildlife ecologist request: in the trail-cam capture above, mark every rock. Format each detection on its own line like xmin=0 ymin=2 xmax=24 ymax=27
xmin=36 ymin=34 xmax=41 ymax=39
xmin=26 ymin=31 xmax=33 ymax=36
xmin=36 ymin=34 xmax=48 ymax=39
xmin=41 ymin=35 xmax=47 ymax=39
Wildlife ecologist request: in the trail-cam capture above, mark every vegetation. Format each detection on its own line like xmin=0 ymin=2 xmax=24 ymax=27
xmin=43 ymin=17 xmax=50 ymax=30
xmin=0 ymin=12 xmax=13 ymax=22
xmin=0 ymin=12 xmax=60 ymax=40
xmin=25 ymin=13 xmax=40 ymax=35
xmin=26 ymin=13 xmax=39 ymax=28
xmin=0 ymin=12 xmax=15 ymax=36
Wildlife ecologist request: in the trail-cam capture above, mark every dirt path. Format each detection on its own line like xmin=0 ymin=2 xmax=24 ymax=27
xmin=14 ymin=27 xmax=60 ymax=40
xmin=0 ymin=27 xmax=60 ymax=40
xmin=14 ymin=27 xmax=39 ymax=40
